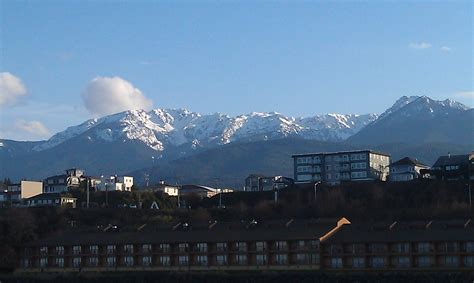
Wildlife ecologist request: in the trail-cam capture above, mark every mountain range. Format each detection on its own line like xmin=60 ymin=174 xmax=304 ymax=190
xmin=1 ymin=95 xmax=472 ymax=187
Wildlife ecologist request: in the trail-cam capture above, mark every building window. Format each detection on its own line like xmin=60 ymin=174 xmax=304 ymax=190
xmin=417 ymin=256 xmax=432 ymax=267
xmin=159 ymin=243 xmax=170 ymax=253
xmin=236 ymin=242 xmax=247 ymax=252
xmin=216 ymin=255 xmax=227 ymax=265
xmin=351 ymin=257 xmax=364 ymax=268
xmin=394 ymin=243 xmax=409 ymax=253
xmin=417 ymin=242 xmax=432 ymax=253
xmin=178 ymin=243 xmax=189 ymax=253
xmin=310 ymin=240 xmax=319 ymax=249
xmin=466 ymin=242 xmax=474 ymax=252
xmin=351 ymin=244 xmax=365 ymax=254
xmin=196 ymin=255 xmax=208 ymax=266
xmin=296 ymin=254 xmax=307 ymax=264
xmin=196 ymin=243 xmax=208 ymax=252
xmin=297 ymin=240 xmax=306 ymax=249
xmin=142 ymin=256 xmax=152 ymax=266
xmin=310 ymin=254 xmax=320 ymax=264
xmin=40 ymin=258 xmax=48 ymax=268
xmin=216 ymin=242 xmax=227 ymax=252
xmin=235 ymin=255 xmax=247 ymax=265
xmin=256 ymin=254 xmax=267 ymax=265
xmin=72 ymin=245 xmax=81 ymax=255
xmin=178 ymin=255 xmax=189 ymax=266
xmin=275 ymin=241 xmax=287 ymax=251
xmin=56 ymin=246 xmax=64 ymax=255
xmin=330 ymin=257 xmax=343 ymax=269
xmin=21 ymin=259 xmax=30 ymax=268
xmin=370 ymin=257 xmax=385 ymax=268
xmin=90 ymin=245 xmax=98 ymax=254
xmin=39 ymin=246 xmax=48 ymax=256
xmin=142 ymin=244 xmax=152 ymax=253
xmin=106 ymin=256 xmax=116 ymax=267
xmin=73 ymin=257 xmax=81 ymax=268
xmin=55 ymin=257 xmax=64 ymax=268
xmin=445 ymin=242 xmax=459 ymax=252
xmin=124 ymin=244 xmax=134 ymax=254
xmin=330 ymin=244 xmax=343 ymax=255
xmin=464 ymin=256 xmax=474 ymax=267
xmin=256 ymin=241 xmax=266 ymax=251
xmin=124 ymin=256 xmax=134 ymax=267
xmin=275 ymin=254 xmax=288 ymax=265
xmin=89 ymin=257 xmax=98 ymax=267
xmin=107 ymin=245 xmax=116 ymax=254
xmin=159 ymin=256 xmax=171 ymax=266
xmin=444 ymin=256 xmax=459 ymax=267
xmin=397 ymin=256 xmax=410 ymax=268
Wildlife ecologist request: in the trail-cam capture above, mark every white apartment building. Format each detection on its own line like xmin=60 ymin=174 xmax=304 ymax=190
xmin=292 ymin=150 xmax=390 ymax=185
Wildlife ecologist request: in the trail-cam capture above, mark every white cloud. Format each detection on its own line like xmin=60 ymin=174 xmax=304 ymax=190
xmin=440 ymin=46 xmax=451 ymax=52
xmin=409 ymin=42 xmax=432 ymax=49
xmin=81 ymin=76 xmax=153 ymax=116
xmin=0 ymin=72 xmax=27 ymax=107
xmin=14 ymin=120 xmax=51 ymax=138
xmin=453 ymin=91 xmax=474 ymax=99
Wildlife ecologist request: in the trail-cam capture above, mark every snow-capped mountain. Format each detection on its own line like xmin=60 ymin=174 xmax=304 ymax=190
xmin=32 ymin=109 xmax=378 ymax=153
xmin=1 ymin=95 xmax=471 ymax=182
xmin=348 ymin=96 xmax=473 ymax=145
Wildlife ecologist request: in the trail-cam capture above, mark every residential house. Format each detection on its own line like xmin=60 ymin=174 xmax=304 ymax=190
xmin=293 ymin=150 xmax=390 ymax=185
xmin=389 ymin=157 xmax=429 ymax=182
xmin=0 ymin=180 xmax=43 ymax=204
xmin=150 ymin=181 xmax=180 ymax=196
xmin=25 ymin=193 xmax=77 ymax=208
xmin=96 ymin=176 xmax=134 ymax=192
xmin=430 ymin=153 xmax=474 ymax=181
xmin=44 ymin=168 xmax=85 ymax=193
xmin=244 ymin=175 xmax=294 ymax=192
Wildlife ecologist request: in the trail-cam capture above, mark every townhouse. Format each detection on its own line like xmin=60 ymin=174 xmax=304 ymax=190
xmin=18 ymin=218 xmax=349 ymax=272
xmin=323 ymin=220 xmax=474 ymax=270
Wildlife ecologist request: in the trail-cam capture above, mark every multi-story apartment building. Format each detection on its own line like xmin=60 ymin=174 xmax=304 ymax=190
xmin=292 ymin=150 xmax=390 ymax=185
xmin=17 ymin=218 xmax=350 ymax=272
xmin=16 ymin=218 xmax=474 ymax=273
xmin=323 ymin=219 xmax=474 ymax=270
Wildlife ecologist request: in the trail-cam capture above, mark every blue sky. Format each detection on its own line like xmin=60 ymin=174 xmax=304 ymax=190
xmin=1 ymin=1 xmax=472 ymax=140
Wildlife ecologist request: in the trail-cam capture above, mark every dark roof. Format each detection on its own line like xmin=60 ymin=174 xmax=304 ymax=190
xmin=26 ymin=193 xmax=76 ymax=201
xmin=325 ymin=219 xmax=473 ymax=243
xmin=292 ymin=149 xmax=390 ymax=158
xmin=432 ymin=154 xmax=472 ymax=167
xmin=391 ymin=157 xmax=428 ymax=167
xmin=26 ymin=218 xmax=343 ymax=247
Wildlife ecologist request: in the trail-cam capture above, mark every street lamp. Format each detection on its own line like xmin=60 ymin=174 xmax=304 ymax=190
xmin=314 ymin=181 xmax=321 ymax=203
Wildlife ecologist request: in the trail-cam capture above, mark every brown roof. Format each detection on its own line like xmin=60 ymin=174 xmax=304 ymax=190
xmin=324 ymin=219 xmax=474 ymax=243
xmin=26 ymin=218 xmax=344 ymax=247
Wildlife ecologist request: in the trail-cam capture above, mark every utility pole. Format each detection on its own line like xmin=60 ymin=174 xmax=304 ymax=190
xmin=469 ymin=181 xmax=472 ymax=211
xmin=314 ymin=181 xmax=321 ymax=203
xmin=86 ymin=177 xmax=90 ymax=209
xmin=273 ymin=183 xmax=278 ymax=204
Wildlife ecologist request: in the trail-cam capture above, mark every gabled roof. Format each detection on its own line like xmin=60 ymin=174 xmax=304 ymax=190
xmin=391 ymin=157 xmax=428 ymax=168
xmin=26 ymin=193 xmax=76 ymax=201
xmin=432 ymin=154 xmax=471 ymax=167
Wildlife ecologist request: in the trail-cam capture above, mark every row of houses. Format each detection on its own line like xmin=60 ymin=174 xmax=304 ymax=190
xmin=292 ymin=150 xmax=474 ymax=186
xmin=17 ymin=217 xmax=474 ymax=272
xmin=0 ymin=168 xmax=134 ymax=208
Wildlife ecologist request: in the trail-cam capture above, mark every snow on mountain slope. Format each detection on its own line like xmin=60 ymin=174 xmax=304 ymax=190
xmin=32 ymin=108 xmax=379 ymax=152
